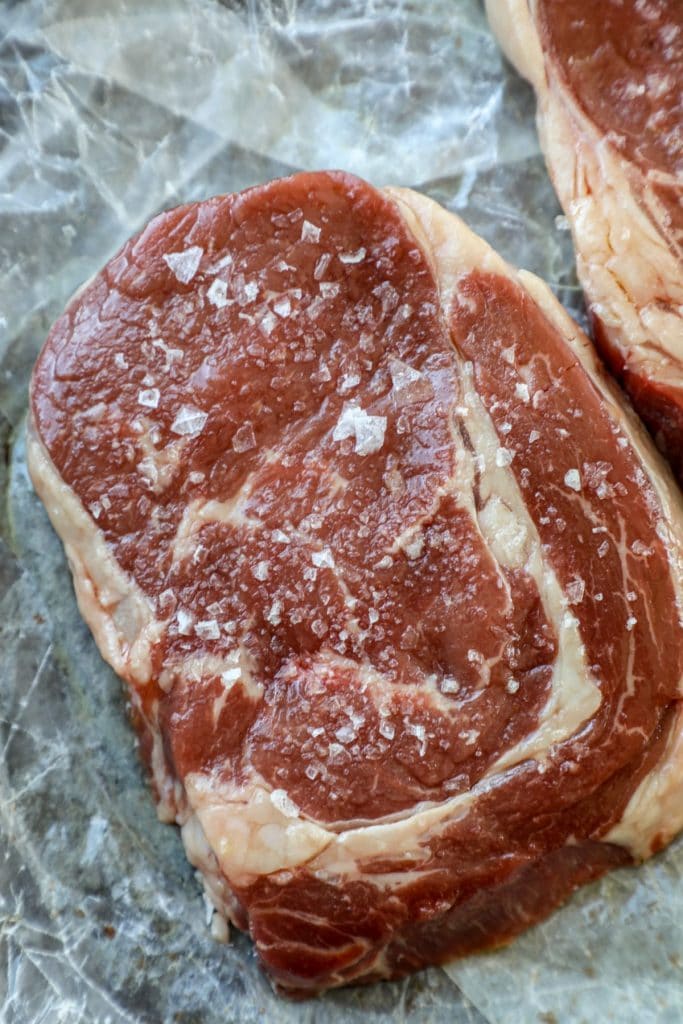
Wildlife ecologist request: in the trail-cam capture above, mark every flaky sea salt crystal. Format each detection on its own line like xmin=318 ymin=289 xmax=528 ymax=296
xmin=338 ymin=372 xmax=361 ymax=394
xmin=207 ymin=279 xmax=230 ymax=308
xmin=176 ymin=609 xmax=194 ymax=635
xmin=506 ymin=678 xmax=520 ymax=694
xmin=195 ymin=619 xmax=220 ymax=640
xmin=319 ymin=282 xmax=340 ymax=299
xmin=515 ymin=382 xmax=530 ymax=403
xmin=495 ymin=447 xmax=514 ymax=468
xmin=252 ymin=560 xmax=270 ymax=581
xmin=266 ymin=600 xmax=283 ymax=626
xmin=626 ymin=616 xmax=638 ymax=632
xmin=259 ymin=310 xmax=278 ymax=336
xmin=171 ymin=405 xmax=208 ymax=437
xmin=332 ymin=402 xmax=387 ymax=456
xmin=312 ymin=548 xmax=335 ymax=568
xmin=379 ymin=719 xmax=395 ymax=740
xmin=314 ymin=253 xmax=331 ymax=279
xmin=564 ymin=468 xmax=581 ymax=491
xmin=388 ymin=357 xmax=433 ymax=405
xmin=138 ymin=387 xmax=160 ymax=409
xmin=301 ymin=220 xmax=321 ymax=243
xmin=273 ymin=296 xmax=291 ymax=318
xmin=114 ymin=352 xmax=128 ymax=369
xmin=163 ymin=245 xmax=203 ymax=284
xmin=232 ymin=422 xmax=257 ymax=452
xmin=440 ymin=677 xmax=460 ymax=694
xmin=566 ymin=578 xmax=585 ymax=605
xmin=339 ymin=247 xmax=366 ymax=264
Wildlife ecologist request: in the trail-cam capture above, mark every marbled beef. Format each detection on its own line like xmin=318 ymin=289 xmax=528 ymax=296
xmin=487 ymin=0 xmax=683 ymax=479
xmin=29 ymin=171 xmax=683 ymax=994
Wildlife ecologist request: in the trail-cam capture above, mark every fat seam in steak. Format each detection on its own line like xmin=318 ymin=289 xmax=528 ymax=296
xmin=487 ymin=0 xmax=683 ymax=479
xmin=28 ymin=171 xmax=683 ymax=994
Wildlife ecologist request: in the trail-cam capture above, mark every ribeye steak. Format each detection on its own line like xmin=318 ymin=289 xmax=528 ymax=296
xmin=29 ymin=171 xmax=683 ymax=994
xmin=487 ymin=0 xmax=683 ymax=479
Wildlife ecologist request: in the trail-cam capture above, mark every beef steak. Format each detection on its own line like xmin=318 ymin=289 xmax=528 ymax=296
xmin=29 ymin=171 xmax=683 ymax=994
xmin=487 ymin=0 xmax=683 ymax=479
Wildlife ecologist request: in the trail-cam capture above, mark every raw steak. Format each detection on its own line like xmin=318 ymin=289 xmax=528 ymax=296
xmin=29 ymin=171 xmax=683 ymax=995
xmin=487 ymin=0 xmax=683 ymax=478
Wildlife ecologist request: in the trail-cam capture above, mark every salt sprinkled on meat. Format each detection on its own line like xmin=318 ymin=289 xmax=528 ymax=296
xmin=163 ymin=246 xmax=203 ymax=284
xmin=515 ymin=382 xmax=530 ymax=403
xmin=232 ymin=422 xmax=257 ymax=453
xmin=441 ymin=677 xmax=460 ymax=694
xmin=138 ymin=388 xmax=160 ymax=409
xmin=266 ymin=600 xmax=283 ymax=626
xmin=312 ymin=548 xmax=335 ymax=568
xmin=388 ymin=357 xmax=433 ymax=404
xmin=300 ymin=220 xmax=321 ymax=243
xmin=273 ymin=296 xmax=291 ymax=318
xmin=597 ymin=540 xmax=610 ymax=558
xmin=207 ymin=279 xmax=230 ymax=308
xmin=332 ymin=402 xmax=387 ymax=456
xmin=626 ymin=616 xmax=638 ymax=631
xmin=319 ymin=282 xmax=340 ymax=299
xmin=195 ymin=619 xmax=221 ymax=641
xmin=259 ymin=310 xmax=278 ymax=336
xmin=506 ymin=678 xmax=520 ymax=694
xmin=379 ymin=720 xmax=395 ymax=740
xmin=176 ymin=608 xmax=194 ymax=635
xmin=496 ymin=447 xmax=515 ymax=468
xmin=564 ymin=468 xmax=582 ymax=491
xmin=566 ymin=578 xmax=585 ymax=604
xmin=339 ymin=247 xmax=366 ymax=264
xmin=114 ymin=352 xmax=128 ymax=369
xmin=171 ymin=405 xmax=208 ymax=437
xmin=338 ymin=372 xmax=361 ymax=395
xmin=252 ymin=560 xmax=270 ymax=581
xmin=314 ymin=254 xmax=331 ymax=280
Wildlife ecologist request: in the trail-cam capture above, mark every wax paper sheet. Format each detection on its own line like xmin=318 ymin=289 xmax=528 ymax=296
xmin=0 ymin=1 xmax=680 ymax=1022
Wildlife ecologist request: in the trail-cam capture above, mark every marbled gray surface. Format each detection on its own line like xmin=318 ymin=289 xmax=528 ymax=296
xmin=0 ymin=1 xmax=680 ymax=1022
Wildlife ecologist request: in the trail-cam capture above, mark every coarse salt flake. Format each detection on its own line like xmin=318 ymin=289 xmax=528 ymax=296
xmin=441 ymin=677 xmax=460 ymax=694
xmin=339 ymin=247 xmax=366 ymax=264
xmin=566 ymin=578 xmax=585 ymax=605
xmin=332 ymin=402 xmax=387 ymax=457
xmin=232 ymin=422 xmax=257 ymax=453
xmin=626 ymin=616 xmax=637 ymax=632
xmin=171 ymin=405 xmax=208 ymax=437
xmin=207 ymin=279 xmax=230 ymax=308
xmin=137 ymin=388 xmax=160 ymax=410
xmin=564 ymin=468 xmax=582 ymax=491
xmin=163 ymin=245 xmax=203 ymax=284
xmin=301 ymin=220 xmax=321 ymax=243
xmin=495 ymin=447 xmax=514 ymax=468
xmin=379 ymin=720 xmax=395 ymax=740
xmin=266 ymin=600 xmax=283 ymax=626
xmin=252 ymin=560 xmax=270 ymax=581
xmin=312 ymin=548 xmax=335 ymax=569
xmin=176 ymin=609 xmax=194 ymax=635
xmin=195 ymin=619 xmax=220 ymax=641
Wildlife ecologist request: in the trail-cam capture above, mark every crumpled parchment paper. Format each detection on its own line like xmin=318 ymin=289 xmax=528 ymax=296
xmin=0 ymin=2 xmax=680 ymax=1022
